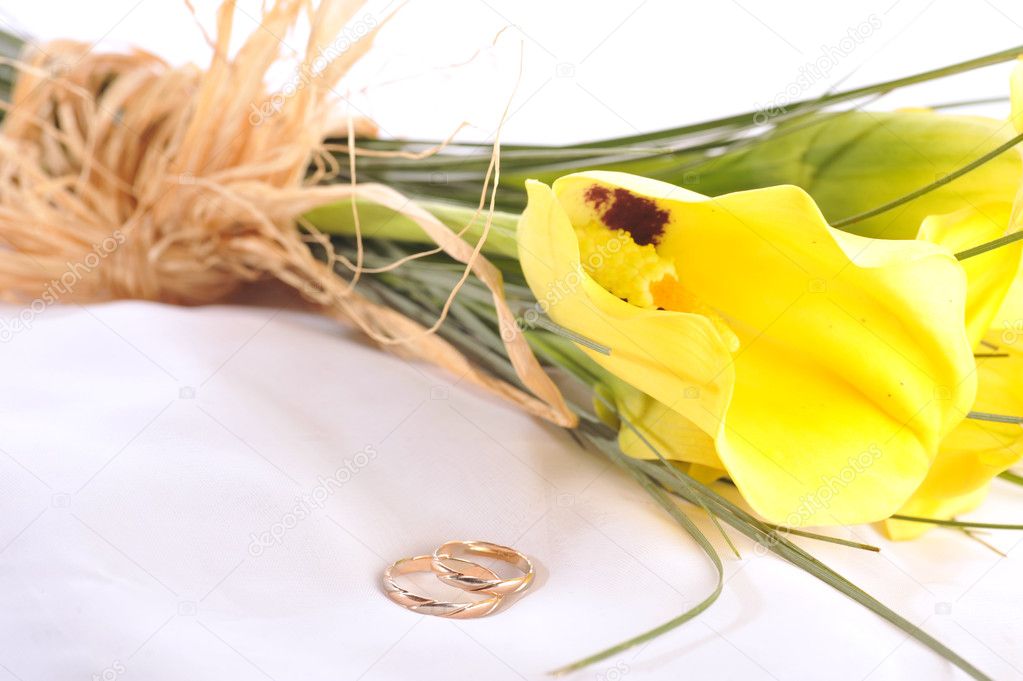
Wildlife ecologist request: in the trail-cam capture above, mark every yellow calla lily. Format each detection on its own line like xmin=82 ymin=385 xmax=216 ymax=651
xmin=518 ymin=170 xmax=977 ymax=526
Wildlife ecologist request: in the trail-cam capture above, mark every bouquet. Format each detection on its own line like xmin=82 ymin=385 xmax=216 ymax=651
xmin=0 ymin=3 xmax=1020 ymax=678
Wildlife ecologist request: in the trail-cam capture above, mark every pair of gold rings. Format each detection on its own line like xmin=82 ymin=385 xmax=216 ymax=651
xmin=383 ymin=540 xmax=535 ymax=619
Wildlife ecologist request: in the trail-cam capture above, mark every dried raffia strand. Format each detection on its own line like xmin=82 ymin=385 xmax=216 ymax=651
xmin=0 ymin=0 xmax=576 ymax=428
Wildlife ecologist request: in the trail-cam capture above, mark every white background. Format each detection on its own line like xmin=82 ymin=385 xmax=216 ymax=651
xmin=0 ymin=1 xmax=1022 ymax=680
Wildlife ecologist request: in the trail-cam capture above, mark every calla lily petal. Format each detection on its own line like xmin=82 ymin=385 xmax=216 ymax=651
xmin=993 ymin=268 xmax=1023 ymax=343
xmin=916 ymin=203 xmax=1022 ymax=347
xmin=1011 ymin=57 xmax=1023 ymax=134
xmin=600 ymin=374 xmax=723 ymax=469
xmin=883 ymin=340 xmax=1023 ymax=540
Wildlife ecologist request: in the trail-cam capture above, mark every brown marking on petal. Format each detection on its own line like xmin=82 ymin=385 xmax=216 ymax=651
xmin=584 ymin=184 xmax=611 ymax=209
xmin=584 ymin=184 xmax=669 ymax=246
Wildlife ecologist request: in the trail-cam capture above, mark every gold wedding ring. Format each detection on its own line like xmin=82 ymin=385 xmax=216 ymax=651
xmin=382 ymin=555 xmax=503 ymax=619
xmin=382 ymin=540 xmax=535 ymax=619
xmin=431 ymin=540 xmax=535 ymax=596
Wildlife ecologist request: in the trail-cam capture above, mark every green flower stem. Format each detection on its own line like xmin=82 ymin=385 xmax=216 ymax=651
xmin=304 ymin=198 xmax=521 ymax=259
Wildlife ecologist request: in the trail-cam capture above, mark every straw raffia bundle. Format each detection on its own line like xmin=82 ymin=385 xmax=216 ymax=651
xmin=0 ymin=0 xmax=574 ymax=426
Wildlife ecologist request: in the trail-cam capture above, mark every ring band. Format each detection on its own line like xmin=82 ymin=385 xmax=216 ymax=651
xmin=431 ymin=540 xmax=534 ymax=596
xmin=382 ymin=555 xmax=503 ymax=619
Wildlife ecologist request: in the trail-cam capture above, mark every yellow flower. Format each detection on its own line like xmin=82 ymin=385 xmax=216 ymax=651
xmin=518 ymin=170 xmax=977 ymax=526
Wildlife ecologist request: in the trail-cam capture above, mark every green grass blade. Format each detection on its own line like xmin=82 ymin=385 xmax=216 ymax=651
xmin=550 ymin=437 xmax=723 ymax=676
xmin=955 ymin=230 xmax=1023 ymax=261
xmin=889 ymin=515 xmax=1023 ymax=530
xmin=999 ymin=470 xmax=1023 ymax=486
xmin=761 ymin=524 xmax=881 ymax=552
